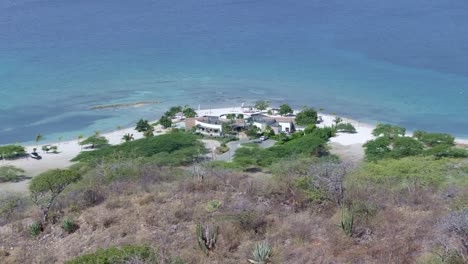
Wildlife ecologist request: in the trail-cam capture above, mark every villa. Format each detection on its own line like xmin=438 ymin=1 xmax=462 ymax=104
xmin=249 ymin=114 xmax=295 ymax=134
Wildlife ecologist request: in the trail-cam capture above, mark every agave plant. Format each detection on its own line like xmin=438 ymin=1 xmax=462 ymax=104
xmin=248 ymin=241 xmax=272 ymax=264
xmin=196 ymin=223 xmax=219 ymax=255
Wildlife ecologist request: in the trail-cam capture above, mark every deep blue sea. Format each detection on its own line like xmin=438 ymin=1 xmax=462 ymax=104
xmin=1 ymin=0 xmax=468 ymax=144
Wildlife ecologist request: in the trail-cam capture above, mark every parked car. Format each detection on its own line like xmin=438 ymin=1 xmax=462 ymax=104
xmin=259 ymin=136 xmax=268 ymax=141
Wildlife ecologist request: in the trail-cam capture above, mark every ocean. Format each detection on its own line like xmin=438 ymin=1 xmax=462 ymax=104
xmin=1 ymin=0 xmax=467 ymax=144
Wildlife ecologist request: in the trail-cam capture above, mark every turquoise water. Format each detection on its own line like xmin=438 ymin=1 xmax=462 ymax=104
xmin=1 ymin=0 xmax=467 ymax=144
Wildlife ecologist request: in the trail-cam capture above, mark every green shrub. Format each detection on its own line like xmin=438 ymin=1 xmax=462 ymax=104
xmin=248 ymin=241 xmax=272 ymax=264
xmin=72 ymin=133 xmax=206 ymax=163
xmin=0 ymin=165 xmax=25 ymax=182
xmin=425 ymin=145 xmax=468 ymax=159
xmin=372 ymin=123 xmax=406 ymax=139
xmin=295 ymin=107 xmax=318 ymax=126
xmin=391 ymin=137 xmax=424 ymax=158
xmin=363 ymin=137 xmax=392 ymax=161
xmin=29 ymin=222 xmax=42 ymax=237
xmin=0 ymin=145 xmax=26 ymax=159
xmin=66 ymin=245 xmax=158 ymax=264
xmin=349 ymin=157 xmax=463 ymax=192
xmin=335 ymin=123 xmax=356 ymax=133
xmin=79 ymin=135 xmax=108 ymax=149
xmin=206 ymin=200 xmax=222 ymax=213
xmin=234 ymin=135 xmax=326 ymax=168
xmin=413 ymin=130 xmax=455 ymax=147
xmin=62 ymin=218 xmax=78 ymax=234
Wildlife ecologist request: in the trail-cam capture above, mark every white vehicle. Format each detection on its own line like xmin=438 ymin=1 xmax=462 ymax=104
xmin=259 ymin=136 xmax=268 ymax=141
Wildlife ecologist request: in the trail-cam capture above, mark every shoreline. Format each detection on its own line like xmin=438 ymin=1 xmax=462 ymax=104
xmin=1 ymin=106 xmax=467 ymax=193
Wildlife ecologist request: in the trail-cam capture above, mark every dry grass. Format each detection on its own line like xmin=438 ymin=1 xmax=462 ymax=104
xmin=0 ymin=164 xmax=459 ymax=263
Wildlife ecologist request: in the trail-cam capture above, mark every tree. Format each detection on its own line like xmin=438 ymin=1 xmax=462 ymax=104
xmin=413 ymin=130 xmax=455 ymax=147
xmin=237 ymin=114 xmax=244 ymax=119
xmin=295 ymin=108 xmax=318 ymax=126
xmin=122 ymin=133 xmax=134 ymax=142
xmin=333 ymin=117 xmax=343 ymax=127
xmin=29 ymin=169 xmax=81 ymax=222
xmin=372 ymin=123 xmax=406 ymax=139
xmin=279 ymin=104 xmax=293 ymax=116
xmin=363 ymin=137 xmax=392 ymax=161
xmin=226 ymin=114 xmax=236 ymax=120
xmin=335 ymin=123 xmax=356 ymax=133
xmin=255 ymin=100 xmax=270 ymax=111
xmin=159 ymin=116 xmax=172 ymax=129
xmin=0 ymin=165 xmax=25 ymax=183
xmin=164 ymin=105 xmax=183 ymax=118
xmin=35 ymin=133 xmax=43 ymax=149
xmin=50 ymin=145 xmax=58 ymax=153
xmin=41 ymin=145 xmax=50 ymax=153
xmin=79 ymin=135 xmax=109 ymax=149
xmin=0 ymin=145 xmax=26 ymax=159
xmin=183 ymin=107 xmax=197 ymax=118
xmin=391 ymin=137 xmax=424 ymax=158
xmin=135 ymin=119 xmax=151 ymax=132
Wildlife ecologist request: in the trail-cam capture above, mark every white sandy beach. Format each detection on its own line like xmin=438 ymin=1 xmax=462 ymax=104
xmin=0 ymin=124 xmax=157 ymax=193
xmin=1 ymin=106 xmax=467 ymax=193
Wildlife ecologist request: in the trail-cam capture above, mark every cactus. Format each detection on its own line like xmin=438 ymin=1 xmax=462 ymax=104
xmin=196 ymin=223 xmax=219 ymax=255
xmin=341 ymin=206 xmax=354 ymax=237
xmin=248 ymin=241 xmax=272 ymax=264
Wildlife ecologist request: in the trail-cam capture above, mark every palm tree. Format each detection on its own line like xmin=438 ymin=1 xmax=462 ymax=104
xmin=122 ymin=133 xmax=134 ymax=143
xmin=35 ymin=133 xmax=43 ymax=150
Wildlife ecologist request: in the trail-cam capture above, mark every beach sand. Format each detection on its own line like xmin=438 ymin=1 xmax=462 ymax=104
xmin=0 ymin=124 xmax=157 ymax=193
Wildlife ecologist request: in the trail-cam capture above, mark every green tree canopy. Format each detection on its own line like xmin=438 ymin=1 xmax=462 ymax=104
xmin=255 ymin=100 xmax=270 ymax=111
xmin=30 ymin=169 xmax=81 ymax=222
xmin=363 ymin=137 xmax=392 ymax=161
xmin=391 ymin=137 xmax=424 ymax=158
xmin=122 ymin=133 xmax=134 ymax=142
xmin=183 ymin=107 xmax=197 ymax=118
xmin=279 ymin=104 xmax=293 ymax=116
xmin=413 ymin=130 xmax=455 ymax=147
xmin=135 ymin=119 xmax=152 ymax=133
xmin=79 ymin=135 xmax=109 ymax=149
xmin=159 ymin=115 xmax=172 ymax=129
xmin=372 ymin=123 xmax=406 ymax=139
xmin=0 ymin=145 xmax=26 ymax=159
xmin=335 ymin=123 xmax=356 ymax=133
xmin=0 ymin=165 xmax=25 ymax=183
xmin=295 ymin=108 xmax=318 ymax=126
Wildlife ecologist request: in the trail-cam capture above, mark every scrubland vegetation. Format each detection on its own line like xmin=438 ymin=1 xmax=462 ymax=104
xmin=0 ymin=122 xmax=467 ymax=263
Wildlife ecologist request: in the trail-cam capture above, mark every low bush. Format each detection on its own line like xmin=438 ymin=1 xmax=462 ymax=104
xmin=66 ymin=245 xmax=159 ymax=264
xmin=29 ymin=221 xmax=42 ymax=237
xmin=62 ymin=218 xmax=78 ymax=234
xmin=0 ymin=145 xmax=26 ymax=159
xmin=72 ymin=133 xmax=206 ymax=164
xmin=206 ymin=200 xmax=222 ymax=213
xmin=0 ymin=165 xmax=25 ymax=182
xmin=234 ymin=135 xmax=327 ymax=168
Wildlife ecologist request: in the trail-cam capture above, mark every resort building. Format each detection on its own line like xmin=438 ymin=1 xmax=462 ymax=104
xmin=194 ymin=116 xmax=224 ymax=136
xmin=249 ymin=114 xmax=295 ymax=134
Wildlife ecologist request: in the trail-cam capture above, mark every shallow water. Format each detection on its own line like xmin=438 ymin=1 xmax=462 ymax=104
xmin=1 ymin=0 xmax=467 ymax=144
